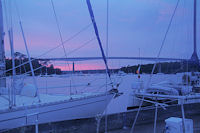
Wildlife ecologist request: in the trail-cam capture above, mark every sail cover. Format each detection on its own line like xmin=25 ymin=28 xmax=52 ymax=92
xmin=86 ymin=0 xmax=111 ymax=78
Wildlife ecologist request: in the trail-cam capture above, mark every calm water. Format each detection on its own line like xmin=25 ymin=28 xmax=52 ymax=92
xmin=6 ymin=73 xmax=183 ymax=114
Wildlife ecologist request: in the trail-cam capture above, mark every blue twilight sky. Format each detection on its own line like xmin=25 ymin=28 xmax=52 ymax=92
xmin=2 ymin=0 xmax=200 ymax=70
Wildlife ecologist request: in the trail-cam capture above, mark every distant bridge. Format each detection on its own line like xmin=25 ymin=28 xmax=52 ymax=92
xmin=37 ymin=57 xmax=188 ymax=62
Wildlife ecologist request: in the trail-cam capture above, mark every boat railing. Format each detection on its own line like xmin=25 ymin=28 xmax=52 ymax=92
xmin=135 ymin=92 xmax=200 ymax=100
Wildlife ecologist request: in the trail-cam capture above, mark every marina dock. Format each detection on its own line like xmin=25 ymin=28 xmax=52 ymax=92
xmin=4 ymin=102 xmax=200 ymax=133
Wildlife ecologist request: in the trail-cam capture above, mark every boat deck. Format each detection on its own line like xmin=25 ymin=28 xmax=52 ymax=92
xmin=0 ymin=92 xmax=103 ymax=111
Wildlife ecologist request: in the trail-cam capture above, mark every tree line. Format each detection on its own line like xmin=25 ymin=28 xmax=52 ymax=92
xmin=5 ymin=52 xmax=61 ymax=76
xmin=120 ymin=61 xmax=200 ymax=74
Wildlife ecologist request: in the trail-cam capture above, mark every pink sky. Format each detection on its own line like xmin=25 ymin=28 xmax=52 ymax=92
xmin=3 ymin=0 xmax=198 ymax=70
xmin=54 ymin=62 xmax=105 ymax=71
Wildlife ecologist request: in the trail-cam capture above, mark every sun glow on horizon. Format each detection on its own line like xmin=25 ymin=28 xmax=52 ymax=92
xmin=53 ymin=62 xmax=106 ymax=71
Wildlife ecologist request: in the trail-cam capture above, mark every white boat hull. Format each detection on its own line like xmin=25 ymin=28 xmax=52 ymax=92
xmin=0 ymin=93 xmax=114 ymax=130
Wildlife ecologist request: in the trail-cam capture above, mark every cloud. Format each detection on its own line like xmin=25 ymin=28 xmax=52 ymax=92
xmin=156 ymin=1 xmax=189 ymax=23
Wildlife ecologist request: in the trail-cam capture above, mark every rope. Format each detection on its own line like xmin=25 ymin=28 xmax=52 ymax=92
xmin=67 ymin=37 xmax=95 ymax=55
xmin=153 ymin=100 xmax=158 ymax=133
xmin=130 ymin=0 xmax=180 ymax=132
xmin=5 ymin=37 xmax=96 ymax=78
xmin=105 ymin=0 xmax=109 ymax=132
xmin=50 ymin=0 xmax=67 ymax=59
xmin=5 ymin=0 xmax=92 ymax=74
xmin=50 ymin=0 xmax=76 ymax=96
xmin=2 ymin=23 xmax=92 ymax=76
xmin=14 ymin=0 xmax=40 ymax=101
xmin=3 ymin=0 xmax=10 ymax=33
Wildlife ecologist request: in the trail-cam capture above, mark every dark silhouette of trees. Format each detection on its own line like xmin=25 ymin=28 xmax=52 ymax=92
xmin=5 ymin=52 xmax=61 ymax=76
xmin=120 ymin=62 xmax=200 ymax=74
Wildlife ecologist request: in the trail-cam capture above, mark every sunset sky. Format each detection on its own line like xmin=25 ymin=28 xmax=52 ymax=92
xmin=2 ymin=0 xmax=200 ymax=70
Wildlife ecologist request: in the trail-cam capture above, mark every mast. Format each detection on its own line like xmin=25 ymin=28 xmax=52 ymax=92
xmin=9 ymin=28 xmax=16 ymax=106
xmin=191 ymin=0 xmax=199 ymax=64
xmin=86 ymin=0 xmax=111 ymax=79
xmin=0 ymin=0 xmax=6 ymax=88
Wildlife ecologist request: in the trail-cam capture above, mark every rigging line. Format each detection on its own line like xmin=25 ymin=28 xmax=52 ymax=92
xmin=3 ymin=23 xmax=92 ymax=74
xmin=1 ymin=37 xmax=94 ymax=79
xmin=50 ymin=0 xmax=67 ymax=57
xmin=1 ymin=0 xmax=7 ymax=80
xmin=147 ymin=0 xmax=180 ymax=87
xmin=14 ymin=0 xmax=21 ymax=22
xmin=67 ymin=37 xmax=95 ymax=55
xmin=3 ymin=0 xmax=9 ymax=33
xmin=50 ymin=0 xmax=73 ymax=72
xmin=19 ymin=21 xmax=41 ymax=100
xmin=8 ymin=30 xmax=15 ymax=107
xmin=153 ymin=99 xmax=158 ymax=133
xmin=105 ymin=0 xmax=109 ymax=133
xmin=50 ymin=0 xmax=73 ymax=73
xmin=130 ymin=0 xmax=180 ymax=132
xmin=157 ymin=0 xmax=180 ymax=58
xmin=14 ymin=0 xmax=40 ymax=101
xmin=0 ymin=37 xmax=96 ymax=79
xmin=3 ymin=0 xmax=13 ymax=33
xmin=3 ymin=0 xmax=12 ymax=108
xmin=86 ymin=0 xmax=112 ymax=80
xmin=7 ymin=1 xmax=16 ymax=107
xmin=183 ymin=0 xmax=189 ymax=57
xmin=50 ymin=0 xmax=94 ymax=94
xmin=6 ymin=1 xmax=12 ymax=28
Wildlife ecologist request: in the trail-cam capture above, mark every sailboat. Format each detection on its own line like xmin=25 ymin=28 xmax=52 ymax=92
xmin=0 ymin=0 xmax=120 ymax=131
xmin=127 ymin=0 xmax=200 ymax=110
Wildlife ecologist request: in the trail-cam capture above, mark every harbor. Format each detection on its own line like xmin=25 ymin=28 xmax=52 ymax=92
xmin=0 ymin=0 xmax=200 ymax=132
xmin=1 ymin=73 xmax=200 ymax=132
